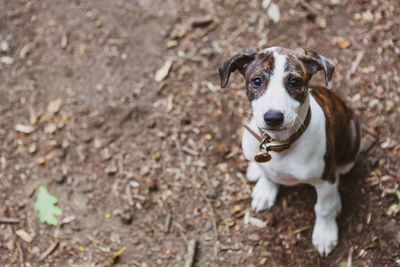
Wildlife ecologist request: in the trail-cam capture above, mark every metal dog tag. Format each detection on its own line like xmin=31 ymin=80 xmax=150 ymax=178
xmin=254 ymin=152 xmax=272 ymax=163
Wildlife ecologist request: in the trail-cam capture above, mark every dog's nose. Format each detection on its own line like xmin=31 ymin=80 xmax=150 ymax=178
xmin=264 ymin=110 xmax=284 ymax=127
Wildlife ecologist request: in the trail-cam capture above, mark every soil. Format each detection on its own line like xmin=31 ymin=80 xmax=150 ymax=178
xmin=1 ymin=0 xmax=399 ymax=266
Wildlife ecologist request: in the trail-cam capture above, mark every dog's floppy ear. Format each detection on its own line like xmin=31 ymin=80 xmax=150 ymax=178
xmin=300 ymin=48 xmax=335 ymax=89
xmin=218 ymin=47 xmax=258 ymax=88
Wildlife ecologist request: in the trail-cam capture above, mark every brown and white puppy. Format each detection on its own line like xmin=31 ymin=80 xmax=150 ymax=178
xmin=219 ymin=47 xmax=360 ymax=256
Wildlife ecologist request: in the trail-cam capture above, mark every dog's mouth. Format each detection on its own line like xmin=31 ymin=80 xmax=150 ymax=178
xmin=260 ymin=125 xmax=287 ymax=132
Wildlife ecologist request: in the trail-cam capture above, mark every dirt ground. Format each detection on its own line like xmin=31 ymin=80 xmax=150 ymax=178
xmin=1 ymin=0 xmax=399 ymax=266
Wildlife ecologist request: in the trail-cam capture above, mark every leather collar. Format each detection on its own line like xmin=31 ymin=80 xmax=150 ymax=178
xmin=244 ymin=108 xmax=311 ymax=162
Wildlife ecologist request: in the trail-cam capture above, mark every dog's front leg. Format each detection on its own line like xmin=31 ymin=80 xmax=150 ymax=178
xmin=251 ymin=172 xmax=279 ymax=212
xmin=312 ymin=178 xmax=341 ymax=256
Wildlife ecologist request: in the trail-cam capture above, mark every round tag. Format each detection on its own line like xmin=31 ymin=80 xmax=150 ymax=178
xmin=254 ymin=152 xmax=271 ymax=163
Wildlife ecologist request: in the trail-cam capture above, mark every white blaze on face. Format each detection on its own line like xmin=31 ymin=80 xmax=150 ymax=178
xmin=251 ymin=51 xmax=304 ymax=137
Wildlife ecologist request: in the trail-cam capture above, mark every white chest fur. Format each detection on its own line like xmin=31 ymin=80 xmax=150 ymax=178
xmin=242 ymin=95 xmax=327 ymax=186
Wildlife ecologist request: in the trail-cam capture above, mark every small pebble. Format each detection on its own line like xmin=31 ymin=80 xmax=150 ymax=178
xmin=205 ymin=187 xmax=217 ymax=199
xmin=120 ymin=212 xmax=133 ymax=225
xmin=146 ymin=180 xmax=157 ymax=191
xmin=54 ymin=173 xmax=66 ymax=184
xmin=248 ymin=233 xmax=261 ymax=242
xmin=0 ymin=56 xmax=14 ymax=65
xmin=44 ymin=123 xmax=57 ymax=134
xmin=356 ymin=223 xmax=363 ymax=233
xmin=101 ymin=148 xmax=112 ymax=161
xmin=217 ymin=144 xmax=230 ymax=155
xmin=129 ymin=181 xmax=140 ymax=187
xmin=28 ymin=143 xmax=37 ymax=154
xmin=191 ymin=16 xmax=213 ymax=28
xmin=62 ymin=215 xmax=76 ymax=224
xmin=15 ymin=124 xmax=35 ymax=134
xmin=0 ymin=41 xmax=9 ymax=52
xmin=105 ymin=162 xmax=118 ymax=175
xmin=146 ymin=119 xmax=156 ymax=128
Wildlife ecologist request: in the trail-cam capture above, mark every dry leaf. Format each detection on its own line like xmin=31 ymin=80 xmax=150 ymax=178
xmin=47 ymin=98 xmax=63 ymax=116
xmin=267 ymin=3 xmax=281 ymax=24
xmin=16 ymin=229 xmax=34 ymax=243
xmin=15 ymin=124 xmax=36 ymax=134
xmin=338 ymin=40 xmax=351 ymax=49
xmin=155 ymin=59 xmax=173 ymax=82
xmin=44 ymin=123 xmax=57 ymax=134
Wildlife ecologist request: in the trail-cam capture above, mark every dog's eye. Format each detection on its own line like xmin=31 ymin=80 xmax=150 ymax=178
xmin=250 ymin=78 xmax=262 ymax=88
xmin=289 ymin=77 xmax=302 ymax=88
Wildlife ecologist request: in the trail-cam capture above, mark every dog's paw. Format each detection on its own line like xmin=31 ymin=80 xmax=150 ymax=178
xmin=246 ymin=162 xmax=262 ymax=182
xmin=251 ymin=177 xmax=278 ymax=211
xmin=312 ymin=218 xmax=338 ymax=257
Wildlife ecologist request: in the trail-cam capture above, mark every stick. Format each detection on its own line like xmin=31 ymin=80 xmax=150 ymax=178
xmin=184 ymin=240 xmax=197 ymax=267
xmin=0 ymin=217 xmax=20 ymax=224
xmin=298 ymin=0 xmax=319 ymax=18
xmin=164 ymin=213 xmax=172 ymax=233
xmin=291 ymin=226 xmax=312 ymax=235
xmin=197 ymin=187 xmax=219 ymax=240
xmin=17 ymin=242 xmax=24 ymax=267
xmin=181 ymin=146 xmax=198 ymax=156
xmin=175 ymin=223 xmax=188 ymax=245
xmin=347 ymin=51 xmax=365 ymax=79
xmin=347 ymin=246 xmax=354 ymax=267
xmin=118 ymin=153 xmax=124 ymax=176
xmin=39 ymin=241 xmax=59 ymax=261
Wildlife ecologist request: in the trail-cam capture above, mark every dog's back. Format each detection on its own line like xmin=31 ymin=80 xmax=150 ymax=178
xmin=310 ymin=85 xmax=361 ymax=181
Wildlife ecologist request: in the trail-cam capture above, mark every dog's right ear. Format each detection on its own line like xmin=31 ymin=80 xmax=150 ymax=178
xmin=218 ymin=48 xmax=258 ymax=88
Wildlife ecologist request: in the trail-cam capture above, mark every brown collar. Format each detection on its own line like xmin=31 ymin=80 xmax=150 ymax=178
xmin=244 ymin=108 xmax=312 ymax=162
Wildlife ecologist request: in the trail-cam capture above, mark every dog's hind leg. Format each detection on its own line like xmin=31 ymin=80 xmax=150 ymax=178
xmin=251 ymin=174 xmax=279 ymax=211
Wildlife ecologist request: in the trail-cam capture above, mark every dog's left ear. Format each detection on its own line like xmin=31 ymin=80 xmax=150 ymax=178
xmin=300 ymin=49 xmax=335 ymax=89
xmin=218 ymin=47 xmax=258 ymax=88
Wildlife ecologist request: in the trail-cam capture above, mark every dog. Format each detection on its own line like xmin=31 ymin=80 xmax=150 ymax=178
xmin=218 ymin=47 xmax=361 ymax=256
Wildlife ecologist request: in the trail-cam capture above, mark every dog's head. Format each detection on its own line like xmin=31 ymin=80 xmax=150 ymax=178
xmin=219 ymin=47 xmax=334 ymax=138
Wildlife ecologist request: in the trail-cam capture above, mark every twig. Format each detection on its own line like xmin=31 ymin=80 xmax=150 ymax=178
xmin=0 ymin=217 xmax=20 ymax=224
xmin=39 ymin=241 xmax=59 ymax=261
xmin=361 ymin=125 xmax=377 ymax=137
xmin=131 ymin=194 xmax=146 ymax=201
xmin=174 ymin=133 xmax=187 ymax=172
xmin=17 ymin=242 xmax=24 ymax=267
xmin=298 ymin=0 xmax=319 ymax=18
xmin=230 ymin=196 xmax=251 ymax=204
xmin=202 ymin=170 xmax=212 ymax=190
xmin=347 ymin=246 xmax=354 ymax=267
xmin=164 ymin=213 xmax=172 ymax=233
xmin=184 ymin=240 xmax=197 ymax=267
xmin=220 ymin=245 xmax=241 ymax=251
xmin=197 ymin=187 xmax=219 ymax=240
xmin=291 ymin=226 xmax=312 ymax=235
xmin=175 ymin=223 xmax=188 ymax=245
xmin=181 ymin=146 xmax=198 ymax=156
xmin=118 ymin=153 xmax=124 ymax=176
xmin=347 ymin=51 xmax=365 ymax=79
xmin=125 ymin=184 xmax=134 ymax=206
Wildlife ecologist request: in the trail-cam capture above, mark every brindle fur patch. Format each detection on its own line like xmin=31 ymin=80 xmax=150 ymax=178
xmin=310 ymin=85 xmax=361 ymax=183
xmin=245 ymin=51 xmax=274 ymax=101
xmin=283 ymin=55 xmax=309 ymax=103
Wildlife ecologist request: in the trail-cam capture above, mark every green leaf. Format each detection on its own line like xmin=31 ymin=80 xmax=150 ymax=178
xmin=339 ymin=261 xmax=354 ymax=267
xmin=33 ymin=186 xmax=62 ymax=226
xmin=392 ymin=189 xmax=400 ymax=201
